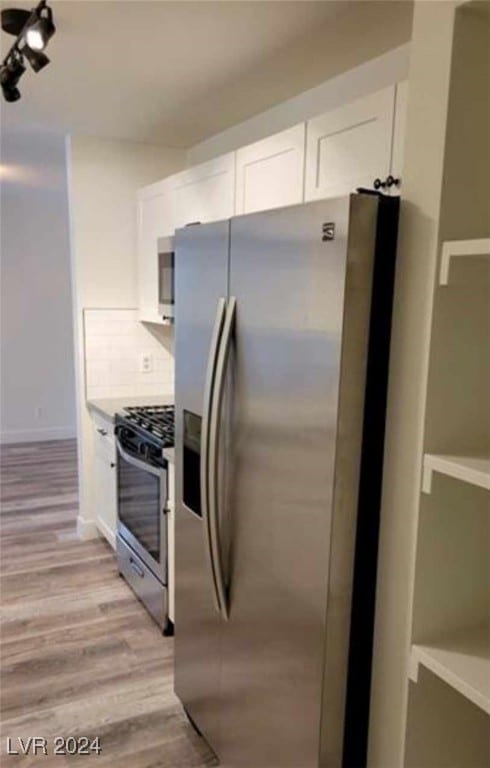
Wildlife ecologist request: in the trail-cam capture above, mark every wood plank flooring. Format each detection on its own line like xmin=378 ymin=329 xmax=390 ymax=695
xmin=0 ymin=440 xmax=216 ymax=767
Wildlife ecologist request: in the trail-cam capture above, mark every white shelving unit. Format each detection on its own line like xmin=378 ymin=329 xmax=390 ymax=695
xmin=401 ymin=8 xmax=490 ymax=766
xmin=439 ymin=238 xmax=490 ymax=285
xmin=409 ymin=624 xmax=490 ymax=715
xmin=422 ymin=453 xmax=490 ymax=494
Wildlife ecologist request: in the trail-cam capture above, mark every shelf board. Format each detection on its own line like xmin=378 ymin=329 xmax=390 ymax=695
xmin=138 ymin=313 xmax=173 ymax=327
xmin=422 ymin=453 xmax=490 ymax=494
xmin=409 ymin=624 xmax=490 ymax=715
xmin=440 ymin=238 xmax=490 ymax=285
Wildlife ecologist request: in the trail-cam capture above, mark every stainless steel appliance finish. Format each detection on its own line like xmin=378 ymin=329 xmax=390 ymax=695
xmin=158 ymin=236 xmax=174 ymax=324
xmin=117 ymin=534 xmax=167 ymax=626
xmin=115 ymin=405 xmax=174 ymax=632
xmin=116 ymin=438 xmax=167 ymax=582
xmin=174 ymin=220 xmax=229 ymax=750
xmin=174 ymin=195 xmax=399 ymax=768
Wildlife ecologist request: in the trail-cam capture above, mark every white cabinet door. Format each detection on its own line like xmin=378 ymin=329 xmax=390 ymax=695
xmin=137 ymin=180 xmax=175 ymax=324
xmin=305 ymin=86 xmax=396 ymax=201
xmin=172 ymin=153 xmax=235 ymax=229
xmin=93 ymin=418 xmax=117 ymax=548
xmin=390 ymin=80 xmax=408 ymax=195
xmin=166 ymin=460 xmax=175 ymax=623
xmin=235 ymin=124 xmax=305 ymax=215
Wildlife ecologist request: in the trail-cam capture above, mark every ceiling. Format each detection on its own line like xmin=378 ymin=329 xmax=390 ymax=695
xmin=0 ymin=1 xmax=413 ymax=148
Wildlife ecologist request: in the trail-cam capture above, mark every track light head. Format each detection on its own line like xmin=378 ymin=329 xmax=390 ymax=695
xmin=1 ymin=8 xmax=30 ymax=36
xmin=25 ymin=7 xmax=55 ymax=51
xmin=1 ymin=83 xmax=20 ymax=101
xmin=0 ymin=54 xmax=25 ymax=102
xmin=23 ymin=44 xmax=49 ymax=72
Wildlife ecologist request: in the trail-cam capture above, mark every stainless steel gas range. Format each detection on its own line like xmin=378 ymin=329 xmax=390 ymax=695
xmin=114 ymin=405 xmax=174 ymax=634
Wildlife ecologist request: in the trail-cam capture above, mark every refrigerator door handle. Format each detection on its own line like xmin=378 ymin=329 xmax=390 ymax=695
xmin=209 ymin=295 xmax=237 ymax=621
xmin=201 ymin=297 xmax=227 ymax=614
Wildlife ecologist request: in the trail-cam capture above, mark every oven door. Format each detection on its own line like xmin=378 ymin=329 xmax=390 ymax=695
xmin=116 ymin=441 xmax=167 ymax=584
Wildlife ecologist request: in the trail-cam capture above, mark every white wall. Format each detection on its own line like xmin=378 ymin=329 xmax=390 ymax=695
xmin=0 ymin=128 xmax=76 ymax=443
xmin=68 ymin=135 xmax=185 ymax=537
xmin=188 ymin=44 xmax=410 ymax=165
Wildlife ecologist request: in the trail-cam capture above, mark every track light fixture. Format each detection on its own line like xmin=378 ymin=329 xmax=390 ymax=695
xmin=0 ymin=0 xmax=56 ymax=102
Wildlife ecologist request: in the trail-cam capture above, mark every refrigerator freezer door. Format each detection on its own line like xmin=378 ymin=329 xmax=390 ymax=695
xmin=174 ymin=219 xmax=230 ymax=754
xmin=220 ymin=196 xmax=379 ymax=768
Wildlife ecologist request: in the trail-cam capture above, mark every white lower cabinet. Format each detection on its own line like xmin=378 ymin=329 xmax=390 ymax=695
xmin=235 ymin=124 xmax=305 ymax=215
xmin=305 ymin=86 xmax=396 ymax=201
xmin=92 ymin=414 xmax=117 ymax=548
xmin=166 ymin=456 xmax=175 ymax=624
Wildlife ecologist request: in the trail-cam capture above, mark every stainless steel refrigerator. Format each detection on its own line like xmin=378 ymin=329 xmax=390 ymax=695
xmin=173 ymin=193 xmax=399 ymax=768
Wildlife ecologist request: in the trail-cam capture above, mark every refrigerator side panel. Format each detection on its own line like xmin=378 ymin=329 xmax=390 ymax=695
xmin=173 ymin=220 xmax=229 ymax=755
xmin=220 ymin=198 xmax=354 ymax=768
xmin=339 ymin=196 xmax=400 ymax=768
xmin=317 ymin=195 xmax=380 ymax=768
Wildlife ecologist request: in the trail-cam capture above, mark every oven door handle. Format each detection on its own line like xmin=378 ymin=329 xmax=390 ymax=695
xmin=116 ymin=441 xmax=164 ymax=479
xmin=209 ymin=296 xmax=236 ymax=621
xmin=201 ymin=297 xmax=227 ymax=615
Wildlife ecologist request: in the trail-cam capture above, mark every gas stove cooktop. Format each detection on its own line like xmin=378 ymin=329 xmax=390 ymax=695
xmin=117 ymin=404 xmax=174 ymax=448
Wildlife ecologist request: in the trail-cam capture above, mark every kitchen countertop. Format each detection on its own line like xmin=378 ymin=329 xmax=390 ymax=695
xmin=87 ymin=393 xmax=174 ymax=423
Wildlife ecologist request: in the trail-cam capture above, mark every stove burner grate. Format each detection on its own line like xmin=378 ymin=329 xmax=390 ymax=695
xmin=122 ymin=405 xmax=174 ymax=445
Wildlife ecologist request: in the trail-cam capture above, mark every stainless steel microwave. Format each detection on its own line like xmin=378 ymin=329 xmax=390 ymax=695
xmin=158 ymin=236 xmax=174 ymax=324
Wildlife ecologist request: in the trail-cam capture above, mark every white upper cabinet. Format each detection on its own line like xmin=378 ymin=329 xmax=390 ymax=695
xmin=305 ymin=86 xmax=396 ymax=201
xmin=137 ymin=179 xmax=175 ymax=324
xmin=235 ymin=124 xmax=306 ymax=215
xmin=172 ymin=153 xmax=235 ymax=229
xmin=136 ymin=82 xmax=408 ymax=324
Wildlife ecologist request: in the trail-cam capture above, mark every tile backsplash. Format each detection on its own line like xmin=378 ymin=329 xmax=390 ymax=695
xmin=84 ymin=309 xmax=173 ymax=400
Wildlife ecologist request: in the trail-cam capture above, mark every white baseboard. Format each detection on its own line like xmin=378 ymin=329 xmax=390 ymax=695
xmin=0 ymin=425 xmax=77 ymax=444
xmin=76 ymin=515 xmax=100 ymax=541
xmin=96 ymin=518 xmax=116 ymax=550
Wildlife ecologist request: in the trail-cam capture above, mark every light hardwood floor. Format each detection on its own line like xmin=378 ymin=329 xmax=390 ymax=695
xmin=0 ymin=439 xmax=216 ymax=767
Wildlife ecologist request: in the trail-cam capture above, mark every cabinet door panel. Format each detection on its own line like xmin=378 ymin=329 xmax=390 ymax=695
xmin=173 ymin=153 xmax=235 ymax=228
xmin=137 ymin=195 xmax=160 ymax=318
xmin=305 ymin=87 xmax=395 ymax=201
xmin=137 ymin=185 xmax=175 ymax=323
xmin=93 ymin=423 xmax=117 ymax=548
xmin=236 ymin=124 xmax=305 ymax=215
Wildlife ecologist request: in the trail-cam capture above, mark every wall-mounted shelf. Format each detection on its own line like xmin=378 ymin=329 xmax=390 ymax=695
xmin=138 ymin=313 xmax=173 ymax=327
xmin=422 ymin=453 xmax=490 ymax=494
xmin=409 ymin=623 xmax=490 ymax=715
xmin=439 ymin=238 xmax=490 ymax=285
